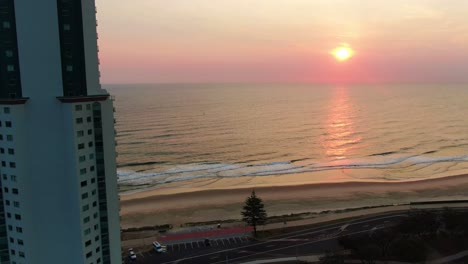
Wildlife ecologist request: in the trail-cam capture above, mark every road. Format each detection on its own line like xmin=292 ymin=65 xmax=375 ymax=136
xmin=125 ymin=212 xmax=407 ymax=264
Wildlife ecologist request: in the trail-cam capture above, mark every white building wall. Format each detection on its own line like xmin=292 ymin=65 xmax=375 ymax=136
xmin=1 ymin=0 xmax=121 ymax=263
xmin=70 ymin=103 xmax=104 ymax=264
xmin=99 ymin=99 xmax=121 ymax=264
xmin=15 ymin=0 xmax=63 ymax=99
xmin=0 ymin=104 xmax=28 ymax=264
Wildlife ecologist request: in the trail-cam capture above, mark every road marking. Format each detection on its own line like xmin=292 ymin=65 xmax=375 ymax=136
xmin=272 ymin=238 xmax=309 ymax=242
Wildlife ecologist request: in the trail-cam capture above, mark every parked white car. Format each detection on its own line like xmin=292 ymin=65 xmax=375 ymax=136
xmin=152 ymin=241 xmax=166 ymax=253
xmin=128 ymin=248 xmax=137 ymax=260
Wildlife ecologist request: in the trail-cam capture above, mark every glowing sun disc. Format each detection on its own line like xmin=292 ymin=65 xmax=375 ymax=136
xmin=331 ymin=46 xmax=354 ymax=61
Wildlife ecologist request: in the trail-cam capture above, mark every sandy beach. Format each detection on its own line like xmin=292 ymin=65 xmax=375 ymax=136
xmin=119 ymin=170 xmax=468 ymax=229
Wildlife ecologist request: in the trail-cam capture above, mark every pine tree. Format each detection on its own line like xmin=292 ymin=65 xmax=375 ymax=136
xmin=241 ymin=190 xmax=267 ymax=235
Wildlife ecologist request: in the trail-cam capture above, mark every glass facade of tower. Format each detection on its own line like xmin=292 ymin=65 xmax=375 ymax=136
xmin=0 ymin=0 xmax=22 ymax=99
xmin=57 ymin=0 xmax=88 ymax=97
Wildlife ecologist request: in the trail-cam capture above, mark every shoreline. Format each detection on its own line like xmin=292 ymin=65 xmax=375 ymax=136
xmin=120 ymin=173 xmax=468 ymax=229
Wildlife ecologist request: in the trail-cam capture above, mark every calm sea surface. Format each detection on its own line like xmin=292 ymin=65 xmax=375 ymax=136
xmin=106 ymin=84 xmax=468 ymax=190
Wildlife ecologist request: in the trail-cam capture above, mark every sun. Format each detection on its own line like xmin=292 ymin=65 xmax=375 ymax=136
xmin=331 ymin=45 xmax=354 ymax=62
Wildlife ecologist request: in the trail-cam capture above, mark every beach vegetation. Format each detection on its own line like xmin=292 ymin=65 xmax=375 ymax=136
xmin=241 ymin=190 xmax=267 ymax=236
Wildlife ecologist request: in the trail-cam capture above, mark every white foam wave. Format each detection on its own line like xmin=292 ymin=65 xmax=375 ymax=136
xmin=117 ymin=154 xmax=468 ymax=186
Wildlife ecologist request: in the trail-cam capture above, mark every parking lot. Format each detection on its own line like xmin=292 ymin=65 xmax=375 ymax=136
xmin=124 ymin=235 xmax=253 ymax=263
xmin=165 ymin=235 xmax=252 ymax=252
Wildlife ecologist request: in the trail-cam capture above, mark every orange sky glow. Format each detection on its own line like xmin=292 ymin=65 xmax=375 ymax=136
xmin=96 ymin=0 xmax=468 ymax=84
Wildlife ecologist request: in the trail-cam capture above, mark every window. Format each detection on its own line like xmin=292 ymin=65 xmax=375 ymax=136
xmin=13 ymin=201 xmax=19 ymax=208
xmin=75 ymin=105 xmax=82 ymax=111
xmin=97 ymin=257 xmax=101 ymax=263
xmin=88 ymin=142 xmax=93 ymax=147
xmin=91 ymin=178 xmax=95 ymax=184
xmin=86 ymin=251 xmax=92 ymax=258
xmin=8 ymin=148 xmax=14 ymax=155
xmin=16 ymin=227 xmax=22 ymax=233
xmin=91 ymin=189 xmax=96 ymax=195
xmin=84 ymin=217 xmax=90 ymax=224
xmin=94 ymin=235 xmax=99 ymax=241
xmin=80 ymin=180 xmax=87 ymax=187
xmin=5 ymin=121 xmax=11 ymax=127
xmin=8 ymin=225 xmax=12 ymax=231
xmin=93 ymin=212 xmax=98 ymax=219
xmin=89 ymin=153 xmax=94 ymax=159
xmin=2 ymin=174 xmax=6 ymax=180
xmin=4 ymin=107 xmax=10 ymax=113
xmin=76 ymin=118 xmax=83 ymax=124
xmin=87 ymin=129 xmax=92 ymax=135
xmin=9 ymin=162 xmax=16 ymax=168
xmin=84 ymin=228 xmax=91 ymax=235
xmin=0 ymin=135 xmax=3 ymax=141
xmin=93 ymin=224 xmax=99 ymax=230
xmin=78 ymin=143 xmax=85 ymax=149
xmin=80 ymin=168 xmax=87 ymax=175
xmin=77 ymin=130 xmax=84 ymax=137
xmin=7 ymin=65 xmax=14 ymax=72
xmin=63 ymin=24 xmax=71 ymax=30
xmin=81 ymin=192 xmax=88 ymax=199
xmin=90 ymin=166 xmax=95 ymax=172
xmin=10 ymin=175 xmax=16 ymax=182
xmin=18 ymin=251 xmax=24 ymax=258
xmin=85 ymin=240 xmax=91 ymax=247
xmin=6 ymin=213 xmax=11 ymax=218
xmin=6 ymin=135 xmax=13 ymax=141
xmin=86 ymin=116 xmax=92 ymax=123
xmin=10 ymin=249 xmax=15 ymax=255
xmin=82 ymin=204 xmax=89 ymax=212
xmin=3 ymin=187 xmax=8 ymax=193
xmin=2 ymin=21 xmax=11 ymax=28
xmin=86 ymin=104 xmax=91 ymax=110
xmin=5 ymin=200 xmax=10 ymax=206
xmin=14 ymin=214 xmax=21 ymax=220
xmin=12 ymin=188 xmax=18 ymax=194
xmin=18 ymin=239 xmax=23 ymax=245
xmin=5 ymin=51 xmax=13 ymax=58
xmin=1 ymin=161 xmax=5 ymax=167
xmin=66 ymin=65 xmax=73 ymax=72
xmin=92 ymin=201 xmax=97 ymax=207
xmin=96 ymin=247 xmax=100 ymax=253
xmin=0 ymin=148 xmax=3 ymax=153
xmin=79 ymin=155 xmax=86 ymax=162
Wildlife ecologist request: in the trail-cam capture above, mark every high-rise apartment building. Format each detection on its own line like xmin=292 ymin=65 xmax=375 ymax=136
xmin=0 ymin=0 xmax=121 ymax=263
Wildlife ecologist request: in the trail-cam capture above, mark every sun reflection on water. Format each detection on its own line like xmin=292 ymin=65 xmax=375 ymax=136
xmin=322 ymin=87 xmax=362 ymax=160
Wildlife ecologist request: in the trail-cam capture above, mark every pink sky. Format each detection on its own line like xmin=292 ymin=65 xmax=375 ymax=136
xmin=96 ymin=0 xmax=468 ymax=84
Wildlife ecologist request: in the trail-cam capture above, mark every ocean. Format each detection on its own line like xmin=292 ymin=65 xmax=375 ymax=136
xmin=107 ymin=84 xmax=468 ymax=191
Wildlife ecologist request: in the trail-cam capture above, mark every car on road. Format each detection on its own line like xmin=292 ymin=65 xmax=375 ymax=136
xmin=153 ymin=241 xmax=166 ymax=253
xmin=128 ymin=248 xmax=137 ymax=260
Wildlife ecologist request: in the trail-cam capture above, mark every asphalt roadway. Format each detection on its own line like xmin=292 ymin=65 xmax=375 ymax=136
xmin=125 ymin=212 xmax=408 ymax=264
